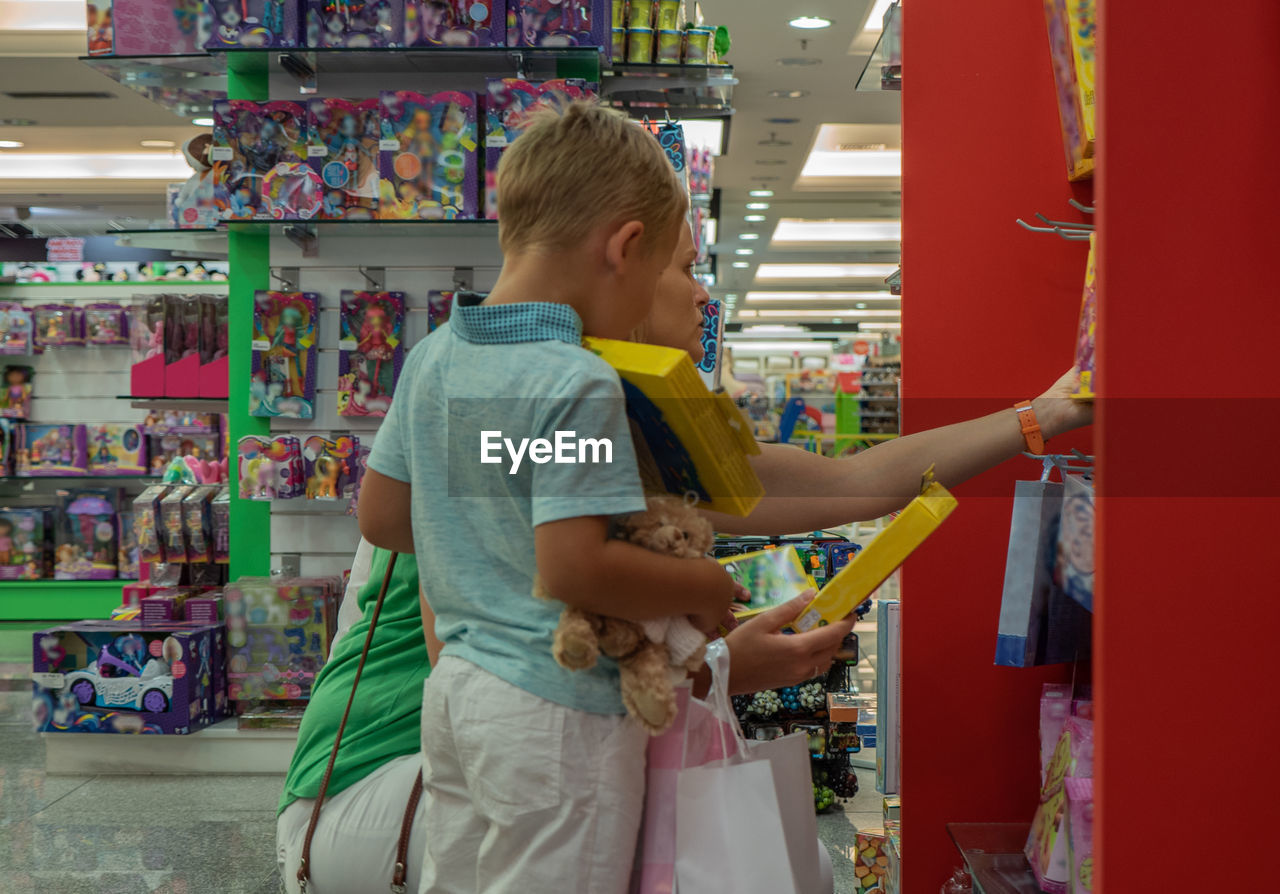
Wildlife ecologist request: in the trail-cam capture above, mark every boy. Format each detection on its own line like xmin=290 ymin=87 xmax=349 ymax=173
xmin=359 ymin=102 xmax=737 ymax=894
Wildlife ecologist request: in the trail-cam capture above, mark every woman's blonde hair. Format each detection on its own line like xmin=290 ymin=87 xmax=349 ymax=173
xmin=496 ymin=100 xmax=688 ymax=256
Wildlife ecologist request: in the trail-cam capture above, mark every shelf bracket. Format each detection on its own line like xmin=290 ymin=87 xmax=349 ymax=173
xmin=452 ymin=266 xmax=474 ymax=292
xmin=271 ymin=266 xmax=301 ymax=291
xmin=511 ymin=51 xmax=527 ymax=80
xmin=282 ymin=224 xmax=318 ymax=258
xmin=358 ymin=266 xmax=386 ymax=291
xmin=1067 ymin=198 xmax=1095 ymax=215
xmin=278 ymin=52 xmax=317 ymax=95
xmin=274 ymin=554 xmax=302 ymax=577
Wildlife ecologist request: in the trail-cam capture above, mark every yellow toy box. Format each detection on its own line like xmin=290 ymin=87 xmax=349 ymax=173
xmin=1041 ymin=0 xmax=1095 ymax=180
xmin=583 ymin=337 xmax=763 ymax=517
xmin=788 ymin=468 xmax=958 ymax=632
xmin=1071 ymin=234 xmax=1097 ymax=401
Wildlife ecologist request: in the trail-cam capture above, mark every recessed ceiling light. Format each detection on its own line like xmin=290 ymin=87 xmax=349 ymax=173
xmin=191 ymin=117 xmax=214 ymax=127
xmin=777 ymin=57 xmax=822 ymax=66
xmin=745 ymin=214 xmax=767 ymax=222
xmin=735 ymin=249 xmax=755 ymax=256
xmin=856 ymin=303 xmax=867 ymax=309
xmin=725 ymin=294 xmax=739 ymax=299
xmin=746 ymin=202 xmax=770 ymax=210
xmin=0 ymin=140 xmax=25 ymax=149
xmin=140 ymin=139 xmax=176 ymax=148
xmin=755 ymin=309 xmax=900 ymax=319
xmin=863 ymin=0 xmax=894 ymax=31
xmin=764 ymin=117 xmax=801 ymax=125
xmin=755 ymin=263 xmax=900 ymax=280
xmin=789 ymin=15 xmax=833 ymax=29
xmin=769 ymin=89 xmax=809 ymax=99
xmin=732 ymin=262 xmax=751 ymax=268
xmin=832 ymin=318 xmax=843 ymax=324
xmin=749 ymin=189 xmax=774 ymax=197
xmin=772 ymin=219 xmax=902 ymax=243
xmin=738 ymin=233 xmax=760 ymax=241
xmin=744 ymin=291 xmax=896 ymax=302
xmin=800 ymin=150 xmax=902 ymax=179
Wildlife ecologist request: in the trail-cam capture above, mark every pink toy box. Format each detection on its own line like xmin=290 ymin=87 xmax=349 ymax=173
xmin=32 ymin=620 xmax=225 ymax=735
xmin=377 ymin=90 xmax=479 ymax=220
xmin=164 ymin=293 xmax=202 ymax=398
xmin=0 ymin=506 xmax=54 ymax=581
xmin=0 ymin=304 xmax=34 ymax=355
xmin=88 ymin=0 xmax=210 ymax=56
xmin=16 ymin=424 xmax=89 ymax=477
xmin=129 ymin=297 xmax=166 ymax=397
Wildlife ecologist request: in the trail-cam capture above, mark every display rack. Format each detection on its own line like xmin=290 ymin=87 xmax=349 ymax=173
xmin=945 ymin=824 xmax=1037 ymax=894
xmin=0 ymin=580 xmax=126 ymax=621
xmin=856 ymin=2 xmax=902 ymax=92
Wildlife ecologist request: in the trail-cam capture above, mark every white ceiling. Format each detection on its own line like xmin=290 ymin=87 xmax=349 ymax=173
xmin=0 ymin=6 xmax=902 ymax=329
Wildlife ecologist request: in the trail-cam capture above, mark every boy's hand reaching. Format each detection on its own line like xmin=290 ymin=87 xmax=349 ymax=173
xmin=723 ymin=592 xmax=856 ymax=695
xmin=686 ymin=559 xmax=740 ymax=636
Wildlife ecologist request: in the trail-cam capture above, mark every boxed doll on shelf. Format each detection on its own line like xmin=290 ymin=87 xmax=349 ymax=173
xmin=507 ymin=0 xmax=608 ymax=48
xmin=133 ymin=484 xmax=169 ymax=564
xmin=223 ymin=576 xmax=338 ymax=701
xmin=183 ymin=485 xmax=220 ymax=563
xmin=250 ymin=291 xmax=318 ymax=419
xmin=32 ymin=620 xmax=225 ymax=735
xmin=237 ymin=435 xmax=305 ymax=499
xmin=16 ymin=424 xmax=89 ymax=477
xmin=143 ymin=411 xmax=220 ymax=437
xmin=199 ymin=293 xmax=229 ymax=398
xmin=84 ymin=303 xmax=129 ymax=346
xmin=54 ymin=490 xmax=119 ymax=581
xmin=305 ymin=0 xmax=402 ymax=47
xmin=129 ymin=296 xmax=166 ymax=396
xmin=308 ymin=98 xmax=382 ymax=220
xmin=148 ymin=433 xmax=221 ymax=478
xmin=117 ymin=509 xmax=138 ymax=578
xmin=212 ymin=99 xmax=317 ymax=221
xmin=33 ymin=304 xmax=83 ymax=348
xmin=160 ymin=486 xmax=196 ymax=563
xmin=204 ymin=0 xmax=301 ymax=48
xmin=211 ymin=488 xmax=230 ymax=562
xmin=483 ymin=78 xmax=596 ymax=219
xmin=88 ymin=424 xmax=148 ymax=476
xmin=405 ymin=0 xmax=504 ymax=46
xmin=1072 ymin=234 xmax=1097 ymax=400
xmin=0 ymin=507 xmax=54 ymax=580
xmin=377 ymin=90 xmax=479 ymax=220
xmin=302 ymin=435 xmax=360 ymax=500
xmin=0 ymin=304 xmax=34 ymax=355
xmin=1040 ymin=0 xmax=1094 ymax=180
xmin=338 ymin=291 xmax=404 ymax=416
xmin=427 ymin=290 xmax=454 ymax=330
xmin=164 ymin=293 xmax=202 ymax=397
xmin=0 ymin=365 xmax=33 ymax=419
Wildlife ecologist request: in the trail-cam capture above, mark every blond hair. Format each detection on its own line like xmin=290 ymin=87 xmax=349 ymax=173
xmin=496 ymin=100 xmax=688 ymax=256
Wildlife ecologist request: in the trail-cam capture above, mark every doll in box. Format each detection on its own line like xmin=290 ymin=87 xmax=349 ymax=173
xmin=308 ymin=98 xmax=381 ymax=220
xmin=377 ymin=90 xmax=478 ymax=220
xmin=305 ymin=0 xmax=403 ymax=47
xmin=0 ymin=366 xmax=33 ymax=419
xmin=338 ymin=291 xmax=404 ymax=416
xmin=426 ymin=290 xmax=454 ymax=331
xmin=164 ymin=294 xmax=202 ymax=363
xmin=250 ymin=292 xmax=317 ymax=419
xmin=117 ymin=510 xmax=138 ymax=578
xmin=199 ymin=294 xmax=229 ymax=363
xmin=33 ymin=305 xmax=82 ymax=348
xmin=405 ymin=0 xmax=504 ymax=46
xmin=88 ymin=424 xmax=147 ymax=476
xmin=507 ymin=0 xmax=606 ymax=47
xmin=204 ymin=0 xmax=300 ymax=47
xmin=86 ymin=2 xmax=115 ymax=54
xmin=130 ymin=297 xmax=165 ymax=363
xmin=0 ymin=507 xmax=52 ymax=580
xmin=55 ymin=492 xmax=119 ymax=581
xmin=133 ymin=485 xmax=168 ymax=564
xmin=18 ymin=425 xmax=89 ymax=476
xmin=302 ymin=435 xmax=359 ymax=500
xmin=0 ymin=304 xmax=34 ymax=355
xmin=84 ymin=303 xmax=128 ymax=346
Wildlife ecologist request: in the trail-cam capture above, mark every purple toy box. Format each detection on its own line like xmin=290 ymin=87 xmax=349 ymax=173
xmin=88 ymin=424 xmax=148 ymax=476
xmin=32 ymin=620 xmax=226 ymax=735
xmin=377 ymin=90 xmax=479 ymax=220
xmin=204 ymin=0 xmax=301 ymax=47
xmin=55 ymin=492 xmax=119 ymax=581
xmin=307 ymin=98 xmax=382 ymax=220
xmin=224 ymin=577 xmax=337 ymax=702
xmin=506 ymin=0 xmax=607 ymax=48
xmin=405 ymin=0 xmax=505 ymax=46
xmin=305 ymin=0 xmax=403 ymax=46
xmin=0 ymin=506 xmax=54 ymax=581
xmin=16 ymin=424 xmax=89 ymax=477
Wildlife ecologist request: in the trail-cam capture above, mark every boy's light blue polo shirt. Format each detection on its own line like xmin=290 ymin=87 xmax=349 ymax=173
xmin=367 ymin=297 xmax=646 ymax=715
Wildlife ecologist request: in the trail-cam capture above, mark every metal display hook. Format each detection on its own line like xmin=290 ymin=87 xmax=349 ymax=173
xmin=1016 ymin=199 xmax=1095 ymax=241
xmin=1068 ymin=198 xmax=1095 ymax=214
xmin=270 ymin=266 xmax=300 ymax=291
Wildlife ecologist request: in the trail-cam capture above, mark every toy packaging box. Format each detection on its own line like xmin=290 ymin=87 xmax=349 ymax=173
xmin=482 ymin=78 xmax=596 ymax=219
xmin=0 ymin=304 xmax=34 ymax=355
xmin=204 ymin=0 xmax=301 ymax=47
xmin=16 ymin=424 xmax=89 ymax=477
xmin=160 ymin=486 xmax=196 ymax=563
xmin=377 ymin=90 xmax=479 ymax=220
xmin=427 ymin=290 xmax=454 ymax=330
xmin=1040 ymin=0 xmax=1094 ymax=180
xmin=164 ymin=293 xmax=203 ymax=396
xmin=55 ymin=491 xmax=119 ymax=580
xmin=32 ymin=620 xmax=225 ymax=735
xmin=129 ymin=296 xmax=167 ymax=396
xmin=1072 ymin=234 xmax=1097 ymax=400
xmin=89 ymin=0 xmax=209 ymax=56
xmin=507 ymin=0 xmax=608 ymax=48
xmin=305 ymin=0 xmax=403 ymax=46
xmin=224 ymin=576 xmax=338 ymax=701
xmin=117 ymin=509 xmax=139 ymax=578
xmin=0 ymin=364 xmax=33 ymax=419
xmin=302 ymin=435 xmax=360 ymax=499
xmin=405 ymin=0 xmax=504 ymax=46
xmin=250 ymin=291 xmax=318 ymax=419
xmin=0 ymin=507 xmax=54 ymax=580
xmin=308 ymin=98 xmax=382 ymax=220
xmin=33 ymin=304 xmax=83 ymax=348
xmin=148 ymin=432 xmax=221 ymax=478
xmin=1065 ymin=776 xmax=1094 ymax=893
xmin=212 ymin=99 xmax=317 ymax=221
xmin=582 ymin=337 xmax=764 ymax=517
xmin=84 ymin=303 xmax=129 ymax=346
xmin=719 ymin=547 xmax=814 ymax=618
xmin=211 ymin=488 xmax=230 ymax=562
xmin=133 ymin=485 xmax=169 ymax=564
xmin=238 ymin=435 xmax=305 ymax=499
xmin=338 ymin=291 xmax=404 ymax=416
xmin=1054 ymin=473 xmax=1094 ymax=612
xmin=87 ymin=424 xmax=148 ymax=476
xmin=183 ymin=485 xmax=219 ymax=563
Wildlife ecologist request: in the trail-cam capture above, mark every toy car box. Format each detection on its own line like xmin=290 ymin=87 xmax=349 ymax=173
xmin=32 ymin=619 xmax=226 ymax=735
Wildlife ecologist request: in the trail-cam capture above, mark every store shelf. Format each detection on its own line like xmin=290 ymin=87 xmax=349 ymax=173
xmin=44 ymin=717 xmax=297 ymax=775
xmin=602 ymin=63 xmax=736 ymax=119
xmin=0 ymin=475 xmax=159 ymax=482
xmin=110 ymin=219 xmax=501 ymax=253
xmin=946 ymin=823 xmax=1039 ymax=894
xmin=82 ymin=47 xmax=602 ymax=118
xmin=856 ymin=2 xmax=902 ymax=93
xmin=0 ymin=580 xmax=126 ymax=621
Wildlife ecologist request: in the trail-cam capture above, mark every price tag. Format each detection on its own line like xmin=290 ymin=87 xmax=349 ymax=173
xmin=307 ymin=144 xmax=328 ymax=157
xmin=379 ymin=139 xmax=399 ymax=151
xmin=210 ymin=146 xmax=233 ymax=161
xmin=32 ymin=673 xmax=64 ymax=688
xmin=487 ymin=132 xmax=508 ymax=148
xmin=338 ymin=337 xmax=357 ymax=351
xmin=251 ymin=339 xmax=271 ymax=350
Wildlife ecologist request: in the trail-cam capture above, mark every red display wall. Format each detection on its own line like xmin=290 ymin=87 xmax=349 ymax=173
xmin=900 ymin=1 xmax=1093 ymax=891
xmin=1094 ymin=2 xmax=1280 ymax=891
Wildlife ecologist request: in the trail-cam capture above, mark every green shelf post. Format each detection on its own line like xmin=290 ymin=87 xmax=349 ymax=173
xmin=556 ymin=50 xmax=602 ymax=83
xmin=227 ymin=53 xmax=272 ymax=580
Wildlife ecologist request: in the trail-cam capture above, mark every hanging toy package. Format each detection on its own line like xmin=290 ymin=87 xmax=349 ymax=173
xmin=337 ymin=291 xmax=404 ymax=417
xmin=250 ymin=292 xmax=318 ymax=419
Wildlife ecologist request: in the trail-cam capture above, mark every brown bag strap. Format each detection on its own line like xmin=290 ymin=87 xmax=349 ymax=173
xmin=297 ymin=552 xmax=401 ymax=893
xmin=391 ymin=768 xmax=425 ymax=893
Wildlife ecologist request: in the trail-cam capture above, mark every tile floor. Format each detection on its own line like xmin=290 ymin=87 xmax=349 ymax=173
xmin=2 ymin=688 xmax=880 ymax=893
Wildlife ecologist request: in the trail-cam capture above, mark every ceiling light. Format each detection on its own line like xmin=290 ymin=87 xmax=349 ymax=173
xmin=738 ymin=233 xmax=760 ymax=241
xmin=856 ymin=303 xmax=867 ymax=309
xmin=777 ymin=57 xmax=822 ymax=66
xmin=736 ymin=310 xmax=757 ymax=318
xmin=764 ymin=117 xmax=801 ymax=125
xmin=769 ymin=89 xmax=809 ymax=99
xmin=789 ymin=15 xmax=833 ymax=29
xmin=744 ymin=325 xmax=807 ymax=333
xmin=725 ymin=293 xmax=739 ymax=299
xmin=725 ymin=340 xmax=832 ymax=352
xmin=746 ymin=202 xmax=770 ymax=210
xmin=0 ymin=153 xmax=192 ymax=180
xmin=863 ymin=0 xmax=895 ymax=31
xmin=732 ymin=262 xmax=751 ymax=269
xmin=800 ymin=150 xmax=901 ymax=179
xmin=772 ymin=219 xmax=902 ymax=243
xmin=677 ymin=119 xmax=726 ymax=156
xmin=755 ymin=309 xmax=900 ymax=318
xmin=0 ymin=0 xmax=86 ymax=30
xmin=744 ymin=291 xmax=896 ymax=302
xmin=140 ymin=139 xmax=176 ymax=149
xmin=735 ymin=249 xmax=755 ymax=256
xmin=860 ymin=322 xmax=902 ymax=330
xmin=745 ymin=214 xmax=767 ymax=222
xmin=755 ymin=263 xmax=900 ymax=280
xmin=191 ymin=117 xmax=215 ymax=127
xmin=749 ymin=189 xmax=774 ymax=197
xmin=0 ymin=140 xmax=24 ymax=149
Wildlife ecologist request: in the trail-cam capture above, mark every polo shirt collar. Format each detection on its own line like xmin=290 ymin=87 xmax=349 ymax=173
xmin=451 ymin=296 xmax=583 ymax=346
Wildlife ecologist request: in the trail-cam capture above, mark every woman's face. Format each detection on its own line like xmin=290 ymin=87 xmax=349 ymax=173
xmin=646 ymin=222 xmax=708 ymax=360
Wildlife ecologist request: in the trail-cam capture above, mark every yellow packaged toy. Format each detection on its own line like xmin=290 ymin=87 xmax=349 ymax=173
xmin=1071 ymin=234 xmax=1097 ymax=401
xmin=788 ymin=467 xmax=958 ymax=632
xmin=583 ymin=337 xmax=763 ymax=517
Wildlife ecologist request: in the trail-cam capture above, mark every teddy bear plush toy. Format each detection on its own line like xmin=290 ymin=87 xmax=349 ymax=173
xmin=534 ymin=495 xmax=713 ymax=734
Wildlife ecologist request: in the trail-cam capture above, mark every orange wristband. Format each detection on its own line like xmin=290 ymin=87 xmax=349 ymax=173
xmin=1014 ymin=400 xmax=1045 ymax=455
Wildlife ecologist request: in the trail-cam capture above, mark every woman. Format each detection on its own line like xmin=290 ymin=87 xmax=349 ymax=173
xmin=278 ymin=222 xmax=1092 ymax=892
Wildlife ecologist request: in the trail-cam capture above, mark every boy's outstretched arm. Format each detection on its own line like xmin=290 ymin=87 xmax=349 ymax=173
xmin=536 ymin=515 xmax=737 ymax=634
xmin=357 ymin=469 xmax=416 ymax=554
